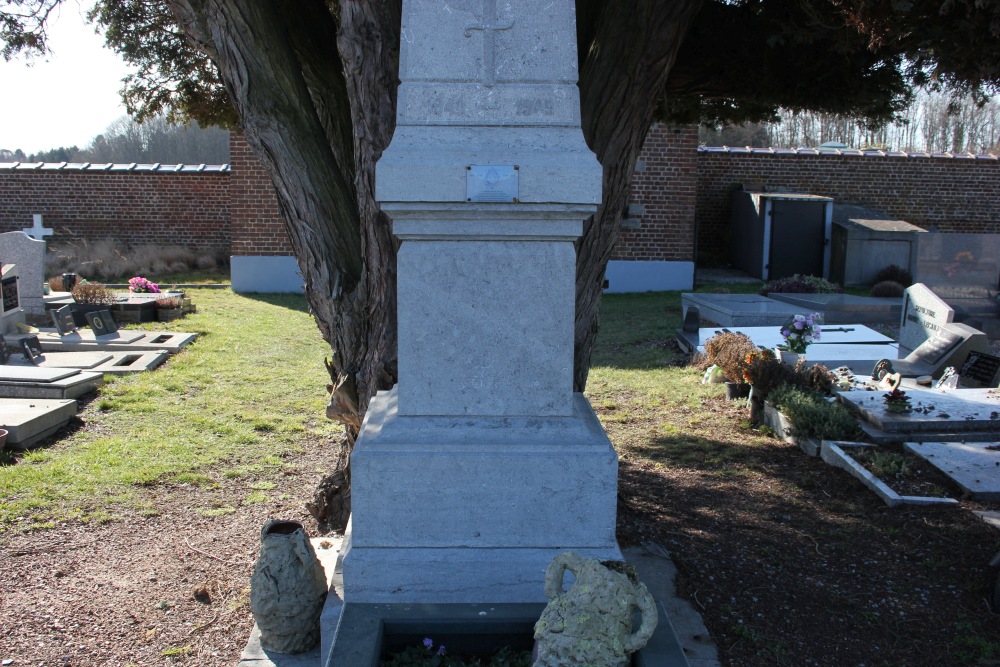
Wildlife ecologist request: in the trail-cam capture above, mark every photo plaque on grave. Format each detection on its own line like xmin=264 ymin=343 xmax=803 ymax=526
xmin=51 ymin=305 xmax=78 ymax=335
xmin=2 ymin=275 xmax=18 ymax=313
xmin=19 ymin=335 xmax=43 ymax=364
xmin=86 ymin=309 xmax=118 ymax=337
xmin=959 ymin=351 xmax=1000 ymax=388
xmin=0 ymin=333 xmax=9 ymax=364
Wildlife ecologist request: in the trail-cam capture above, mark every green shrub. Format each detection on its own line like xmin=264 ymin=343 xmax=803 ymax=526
xmin=760 ymin=274 xmax=842 ymax=296
xmin=873 ymin=264 xmax=913 ymax=287
xmin=768 ymin=385 xmax=861 ymax=440
xmin=870 ymin=280 xmax=905 ymax=297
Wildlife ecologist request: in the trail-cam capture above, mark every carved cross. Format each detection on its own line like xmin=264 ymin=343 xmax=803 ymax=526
xmin=463 ymin=0 xmax=514 ymax=88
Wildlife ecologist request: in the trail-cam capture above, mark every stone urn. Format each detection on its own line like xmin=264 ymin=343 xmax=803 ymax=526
xmin=250 ymin=519 xmax=327 ymax=653
xmin=533 ymin=551 xmax=657 ymax=667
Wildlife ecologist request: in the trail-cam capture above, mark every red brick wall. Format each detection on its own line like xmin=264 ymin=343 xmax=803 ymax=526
xmin=612 ymin=124 xmax=699 ymax=262
xmin=696 ymin=148 xmax=1000 ymax=263
xmin=229 ymin=134 xmax=292 ymax=255
xmin=0 ymin=165 xmax=230 ymax=253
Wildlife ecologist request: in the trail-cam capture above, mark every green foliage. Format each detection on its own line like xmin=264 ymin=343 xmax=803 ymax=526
xmin=873 ymin=264 xmax=913 ymax=287
xmin=761 ymin=274 xmax=842 ymax=297
xmin=870 ymin=280 xmax=905 ymax=297
xmin=768 ymin=385 xmax=861 ymax=440
xmin=744 ymin=358 xmax=835 ymax=403
xmin=853 ymin=449 xmax=912 ymax=478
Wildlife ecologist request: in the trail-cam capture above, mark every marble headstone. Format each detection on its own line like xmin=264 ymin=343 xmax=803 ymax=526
xmin=899 ymin=283 xmax=954 ymax=353
xmin=0 ymin=232 xmax=46 ymax=316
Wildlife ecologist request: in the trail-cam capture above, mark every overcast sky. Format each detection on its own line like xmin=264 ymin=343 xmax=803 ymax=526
xmin=0 ymin=0 xmax=133 ymax=156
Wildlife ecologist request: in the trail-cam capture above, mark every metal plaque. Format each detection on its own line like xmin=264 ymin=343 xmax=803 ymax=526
xmin=466 ymin=165 xmax=518 ymax=203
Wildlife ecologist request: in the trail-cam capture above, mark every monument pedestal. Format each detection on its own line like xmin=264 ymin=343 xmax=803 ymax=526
xmin=343 ymin=389 xmax=621 ymax=603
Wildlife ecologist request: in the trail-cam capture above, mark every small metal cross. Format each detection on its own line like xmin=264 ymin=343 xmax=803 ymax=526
xmin=464 ymin=0 xmax=514 ymax=88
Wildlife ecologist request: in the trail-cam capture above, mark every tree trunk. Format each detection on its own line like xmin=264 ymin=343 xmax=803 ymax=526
xmin=574 ymin=0 xmax=704 ymax=391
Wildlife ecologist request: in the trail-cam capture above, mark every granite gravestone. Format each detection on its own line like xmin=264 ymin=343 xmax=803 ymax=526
xmin=0 ymin=231 xmax=46 ymax=316
xmin=51 ymin=305 xmax=78 ymax=336
xmin=958 ymin=351 xmax=1000 ymax=389
xmin=86 ymin=310 xmax=118 ymax=336
xmin=342 ymin=0 xmax=619 ymax=606
xmin=899 ymin=283 xmax=955 ymax=353
xmin=19 ymin=335 xmax=43 ymax=364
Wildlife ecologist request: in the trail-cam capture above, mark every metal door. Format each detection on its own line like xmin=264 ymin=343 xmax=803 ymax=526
xmin=768 ymin=200 xmax=826 ymax=280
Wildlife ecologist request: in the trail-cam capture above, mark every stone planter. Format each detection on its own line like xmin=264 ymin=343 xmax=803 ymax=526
xmin=762 ymin=401 xmax=821 ymax=456
xmin=157 ymin=308 xmax=185 ymax=322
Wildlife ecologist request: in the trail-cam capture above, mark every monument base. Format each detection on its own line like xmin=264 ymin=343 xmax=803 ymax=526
xmin=342 ymin=387 xmax=622 ymax=603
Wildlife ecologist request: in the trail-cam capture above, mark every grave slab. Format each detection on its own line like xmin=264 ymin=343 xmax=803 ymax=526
xmin=691 ymin=324 xmax=895 ymax=354
xmin=0 ymin=371 xmax=103 ymax=399
xmin=0 ymin=366 xmax=81 ymax=382
xmin=899 ymin=284 xmax=954 ymax=353
xmin=681 ymin=293 xmax=801 ymax=327
xmin=904 ymin=441 xmax=1000 ymax=501
xmin=768 ymin=292 xmax=903 ymax=324
xmin=7 ymin=350 xmax=167 ymax=374
xmin=839 ymin=387 xmax=1000 ymax=435
xmin=0 ymin=398 xmax=77 ymax=449
xmin=29 ymin=330 xmax=195 ymax=354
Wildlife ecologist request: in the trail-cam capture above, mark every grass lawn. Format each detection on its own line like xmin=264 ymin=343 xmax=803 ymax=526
xmin=0 ymin=288 xmax=342 ymax=530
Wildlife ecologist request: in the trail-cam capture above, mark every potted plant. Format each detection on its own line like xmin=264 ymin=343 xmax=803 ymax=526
xmin=704 ymin=331 xmax=759 ymax=398
xmin=70 ymin=281 xmax=119 ymax=326
xmin=776 ymin=312 xmax=822 ymax=365
xmin=156 ymin=296 xmax=186 ymax=322
xmin=883 ymin=388 xmax=913 ymax=413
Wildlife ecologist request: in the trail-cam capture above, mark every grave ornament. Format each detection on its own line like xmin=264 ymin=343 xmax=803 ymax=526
xmin=249 ymin=519 xmax=327 ymax=654
xmin=534 ymin=551 xmax=657 ymax=667
xmin=51 ymin=305 xmax=78 ymax=336
xmin=86 ymin=310 xmax=119 ymax=337
xmin=19 ymin=335 xmax=43 ymax=364
xmin=871 ymin=359 xmax=895 ymax=382
xmin=0 ymin=334 xmax=9 ymax=364
xmin=935 ymin=367 xmax=960 ymax=390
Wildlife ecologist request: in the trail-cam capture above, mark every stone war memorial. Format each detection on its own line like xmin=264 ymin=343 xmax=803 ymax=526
xmin=329 ymin=0 xmax=632 ymax=661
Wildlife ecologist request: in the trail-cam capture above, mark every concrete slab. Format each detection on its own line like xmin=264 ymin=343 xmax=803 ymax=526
xmin=681 ymin=293 xmax=802 ymax=327
xmin=0 ymin=398 xmax=77 ymax=449
xmin=0 ymin=366 xmax=80 ymax=382
xmin=27 ymin=330 xmax=196 ymax=354
xmin=839 ymin=387 xmax=1000 ymax=435
xmin=0 ymin=370 xmax=103 ymax=400
xmin=904 ymin=441 xmax=1000 ymax=501
xmin=7 ymin=351 xmax=167 ymax=375
xmin=768 ymin=293 xmax=903 ymax=324
xmin=7 ymin=351 xmax=114 ymax=369
xmin=691 ymin=324 xmax=895 ymax=353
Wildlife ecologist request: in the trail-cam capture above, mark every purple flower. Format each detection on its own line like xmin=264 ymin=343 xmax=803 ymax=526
xmin=423 ymin=638 xmax=433 ymax=650
xmin=437 ymin=645 xmax=447 ymax=656
xmin=793 ymin=320 xmax=804 ymax=330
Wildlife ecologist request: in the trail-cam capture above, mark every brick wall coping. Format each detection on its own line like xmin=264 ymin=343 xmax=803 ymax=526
xmin=0 ymin=162 xmax=230 ymax=172
xmin=698 ymin=146 xmax=998 ymax=160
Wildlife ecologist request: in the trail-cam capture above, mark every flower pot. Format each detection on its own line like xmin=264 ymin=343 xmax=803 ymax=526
xmin=157 ymin=308 xmax=185 ymax=322
xmin=775 ymin=347 xmax=804 ymax=367
xmin=724 ymin=381 xmax=752 ymax=400
xmin=0 ymin=428 xmax=8 ymax=450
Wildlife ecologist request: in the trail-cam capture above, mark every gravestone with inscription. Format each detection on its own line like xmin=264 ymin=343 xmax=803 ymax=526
xmin=342 ymin=0 xmax=618 ymax=608
xmin=0 ymin=231 xmax=46 ymax=316
xmin=899 ymin=283 xmax=955 ymax=353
